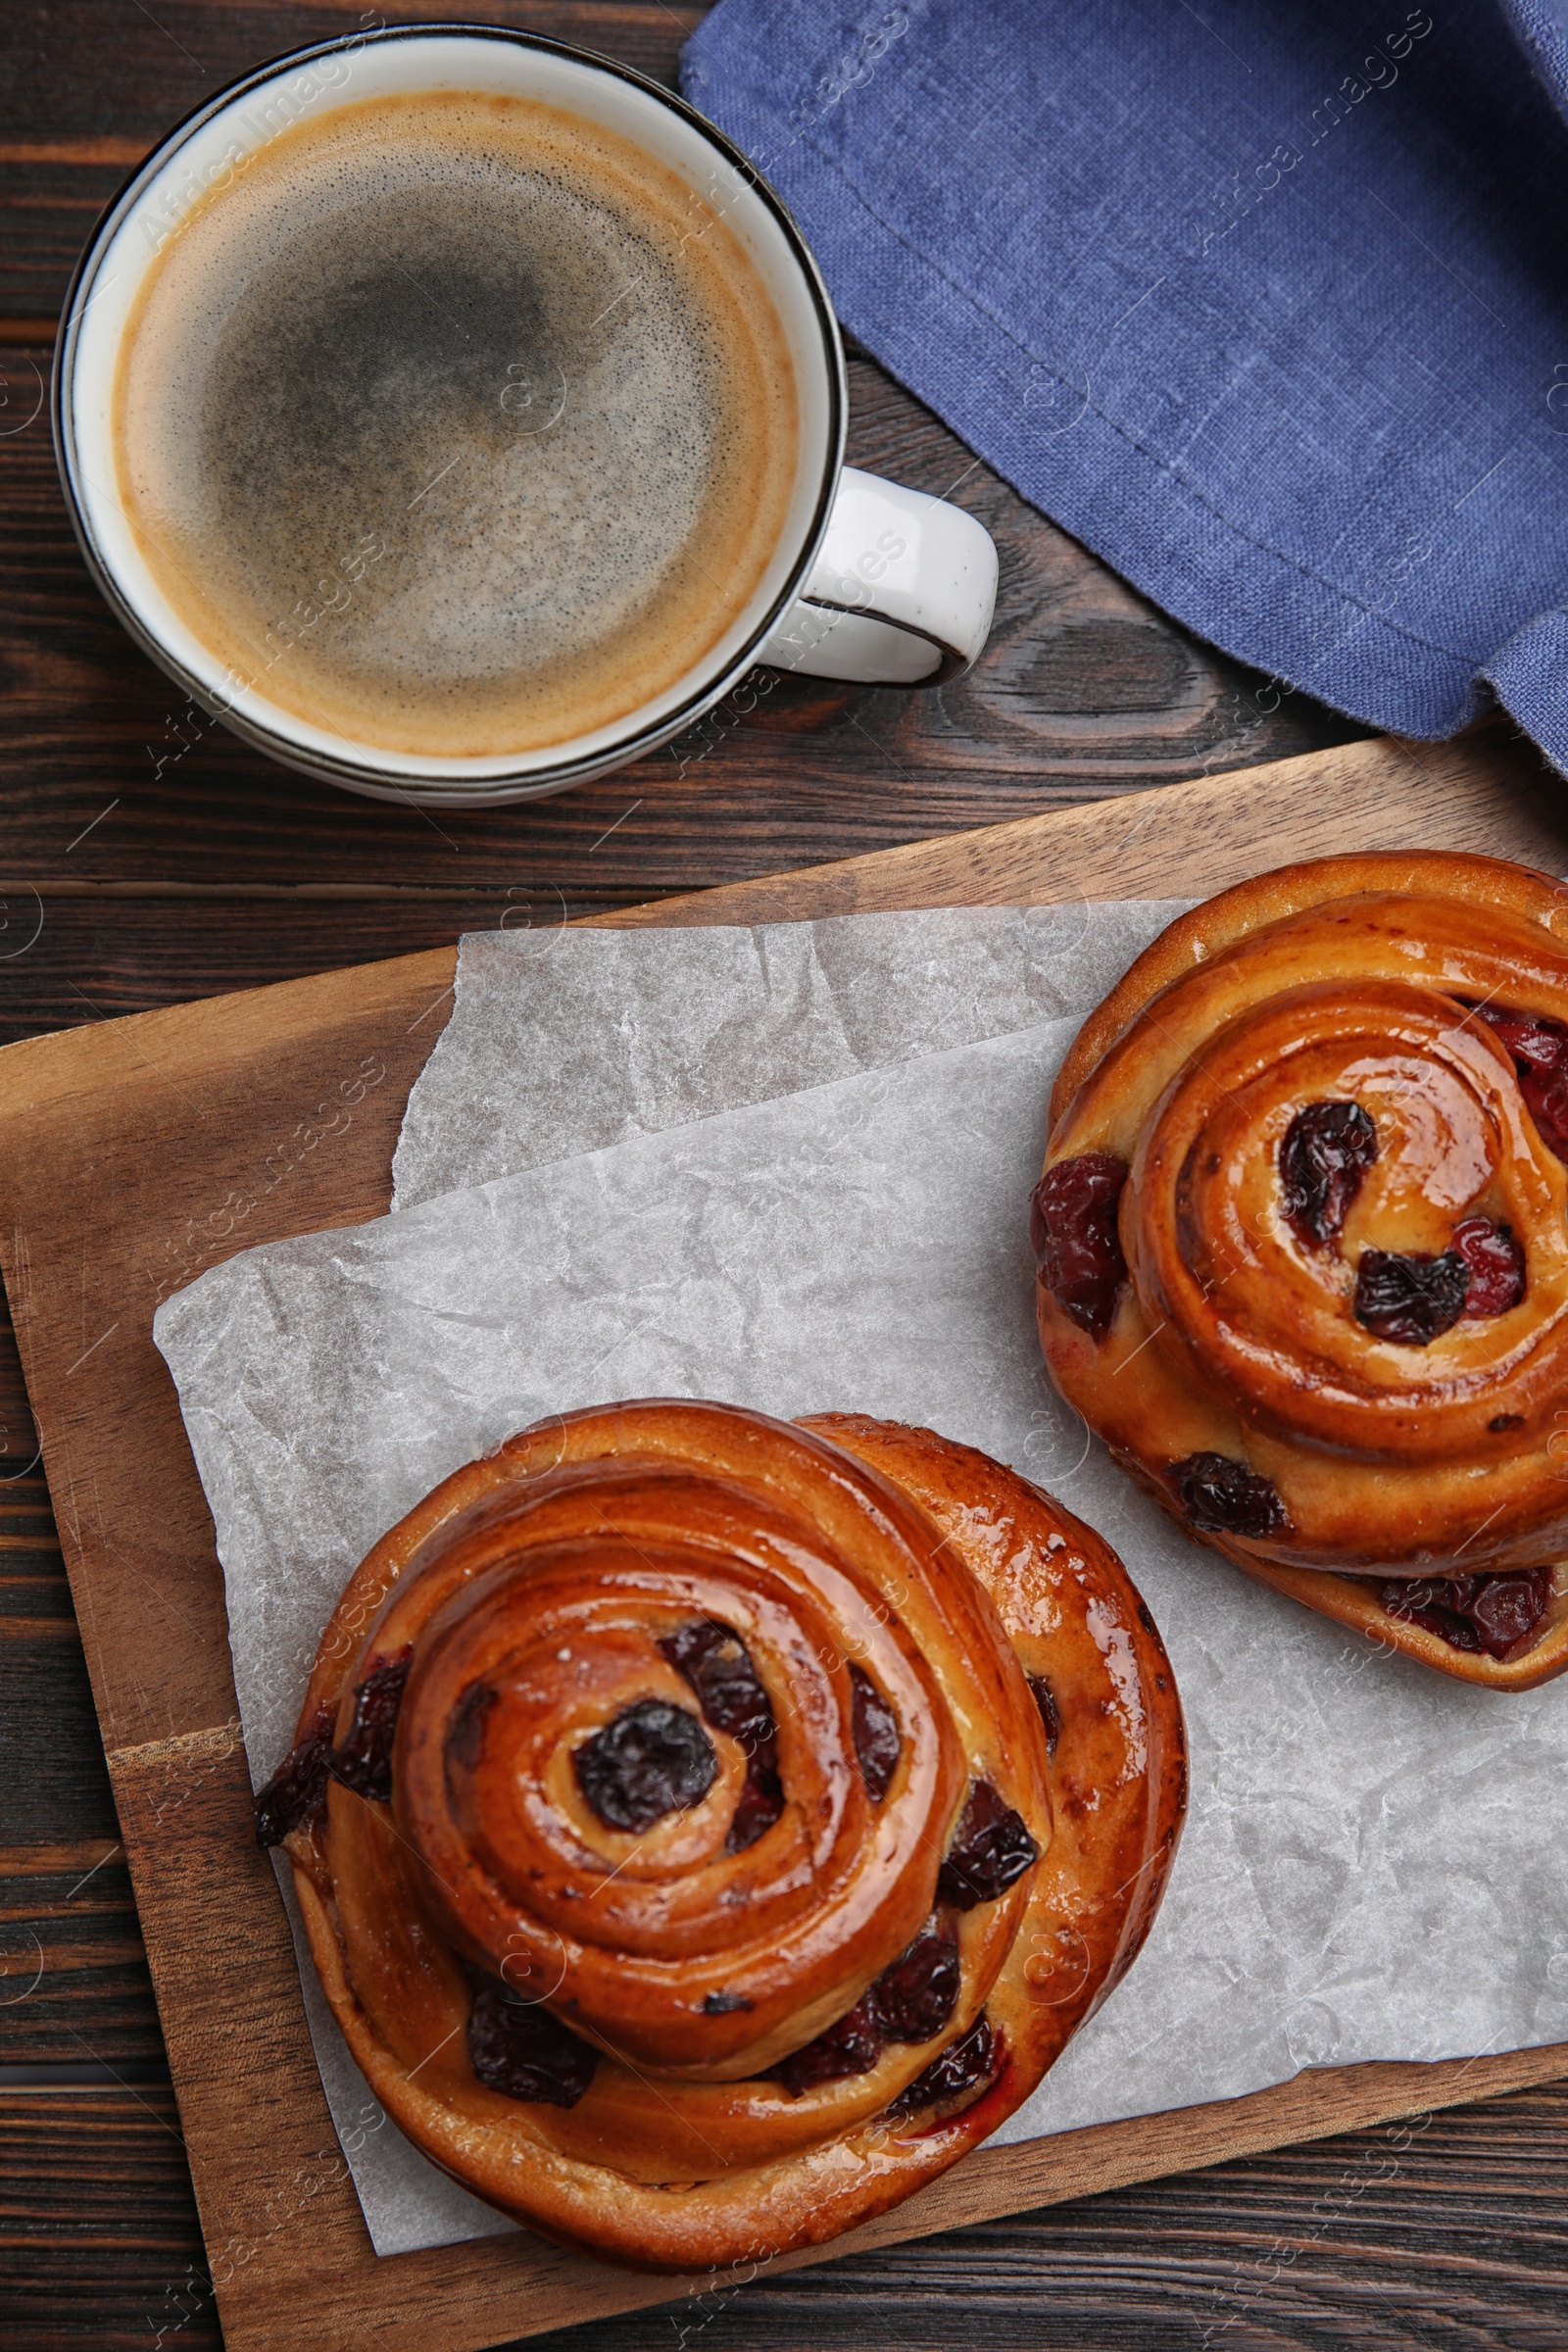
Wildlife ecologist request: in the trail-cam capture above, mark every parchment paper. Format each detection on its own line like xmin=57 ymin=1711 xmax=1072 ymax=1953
xmin=390 ymin=902 xmax=1182 ymax=1209
xmin=152 ymin=906 xmax=1568 ymax=2260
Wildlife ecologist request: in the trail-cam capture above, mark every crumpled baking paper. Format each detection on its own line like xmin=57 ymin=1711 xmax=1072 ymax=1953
xmin=390 ymin=901 xmax=1177 ymax=1209
xmin=153 ymin=905 xmax=1568 ymax=2260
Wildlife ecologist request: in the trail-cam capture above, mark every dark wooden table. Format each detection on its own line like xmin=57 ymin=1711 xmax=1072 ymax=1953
xmin=2 ymin=7 xmax=1564 ymax=2348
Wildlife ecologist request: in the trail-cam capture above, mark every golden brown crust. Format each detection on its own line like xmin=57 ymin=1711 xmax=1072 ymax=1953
xmin=1050 ymin=851 xmax=1568 ymax=1130
xmin=281 ymin=1401 xmax=1185 ymax=2270
xmin=802 ymin=1417 xmax=1188 ymax=2022
xmin=1035 ymin=850 xmax=1568 ymax=1688
xmin=1216 ymin=1549 xmax=1568 ymax=1692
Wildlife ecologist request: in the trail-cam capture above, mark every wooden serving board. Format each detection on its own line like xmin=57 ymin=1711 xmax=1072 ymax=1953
xmin=2 ymin=724 xmax=1567 ymax=2352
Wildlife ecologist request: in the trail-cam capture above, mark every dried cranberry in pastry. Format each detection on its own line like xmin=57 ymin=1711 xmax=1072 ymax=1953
xmin=1381 ymin=1566 xmax=1555 ymax=1659
xmin=660 ymin=1619 xmax=772 ymax=1750
xmin=1030 ymin=1152 xmax=1129 ymax=1340
xmin=774 ymin=1920 xmax=961 ymax=2095
xmin=1382 ymin=1578 xmax=1482 ymax=1651
xmin=1451 ymin=1216 xmax=1526 ymax=1317
xmin=327 ymin=1647 xmax=413 ymax=1802
xmin=1279 ymin=1101 xmax=1378 ymax=1246
xmin=1474 ymin=1007 xmax=1568 ymax=1162
xmin=257 ymin=1651 xmax=416 ymax=1840
xmin=935 ymin=1781 xmax=1040 ymax=1910
xmin=849 ymin=1664 xmax=901 ymax=1800
xmin=660 ymin=1619 xmax=783 ymax=1851
xmin=1028 ymin=1675 xmax=1060 ymax=1757
xmin=775 ymin=1991 xmax=884 ymax=2095
xmin=253 ymin=1706 xmax=335 ymax=1848
xmin=885 ymin=2015 xmax=1000 ymax=2120
xmin=726 ymin=1755 xmax=785 ymax=1852
xmin=1169 ymin=1451 xmax=1289 ymax=1540
xmin=466 ymin=1978 xmax=598 ymax=2107
xmin=1354 ymin=1248 xmax=1469 ymax=1344
xmin=873 ymin=1920 xmax=960 ymax=2044
xmin=572 ymin=1699 xmax=717 ymax=1833
xmin=1470 ymin=1568 xmax=1556 ymax=1652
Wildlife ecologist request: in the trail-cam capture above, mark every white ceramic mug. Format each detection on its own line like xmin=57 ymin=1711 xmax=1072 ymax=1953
xmin=53 ymin=24 xmax=998 ymax=808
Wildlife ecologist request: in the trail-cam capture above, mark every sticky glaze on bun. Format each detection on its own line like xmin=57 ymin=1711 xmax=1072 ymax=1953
xmin=256 ymin=1400 xmax=1185 ymax=2270
xmin=1033 ymin=851 xmax=1568 ymax=1689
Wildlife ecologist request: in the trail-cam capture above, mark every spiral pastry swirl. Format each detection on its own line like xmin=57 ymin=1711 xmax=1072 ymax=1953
xmin=257 ymin=1400 xmax=1185 ymax=2269
xmin=1034 ymin=852 xmax=1568 ymax=1689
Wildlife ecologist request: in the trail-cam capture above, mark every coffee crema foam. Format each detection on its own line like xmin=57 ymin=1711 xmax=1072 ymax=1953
xmin=113 ymin=91 xmax=800 ymax=759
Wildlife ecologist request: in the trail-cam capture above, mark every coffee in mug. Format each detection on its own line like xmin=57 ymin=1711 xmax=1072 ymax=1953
xmin=112 ymin=90 xmax=799 ymax=760
xmin=57 ymin=28 xmax=998 ymax=804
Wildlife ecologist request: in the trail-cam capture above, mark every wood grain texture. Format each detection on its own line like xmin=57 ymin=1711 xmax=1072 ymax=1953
xmin=590 ymin=721 xmax=1568 ymax=926
xmin=4 ymin=2081 xmax=1567 ymax=2352
xmin=0 ymin=1300 xmax=168 ymax=2075
xmin=0 ymin=893 xmax=556 ymax=1050
xmin=0 ymin=4 xmax=699 ymax=315
xmin=1 ymin=732 xmax=1567 ymax=2352
xmin=0 ymin=724 xmax=1551 ymax=1044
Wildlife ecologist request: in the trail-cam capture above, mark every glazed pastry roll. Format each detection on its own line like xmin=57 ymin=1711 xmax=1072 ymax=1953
xmin=1033 ymin=850 xmax=1568 ymax=1688
xmin=256 ymin=1399 xmax=1185 ymax=2269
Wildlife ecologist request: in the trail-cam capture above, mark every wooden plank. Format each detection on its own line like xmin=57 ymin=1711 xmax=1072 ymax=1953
xmin=0 ymin=726 xmax=1566 ymax=2349
xmin=597 ymin=720 xmax=1568 ymax=926
xmin=5 ymin=2080 xmax=1565 ymax=2352
xmin=0 ymin=1859 xmax=159 ymax=2072
xmin=0 ymin=4 xmax=701 ymax=315
xmin=0 ymin=1294 xmax=168 ymax=2072
xmin=0 ymin=721 xmax=1532 ymax=1065
xmin=0 ymin=893 xmax=577 ymax=1052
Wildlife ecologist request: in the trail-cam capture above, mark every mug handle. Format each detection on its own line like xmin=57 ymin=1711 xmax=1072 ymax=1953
xmin=756 ymin=466 xmax=999 ymax=688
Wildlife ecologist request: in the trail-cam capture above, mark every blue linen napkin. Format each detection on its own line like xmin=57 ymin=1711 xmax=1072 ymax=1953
xmin=682 ymin=0 xmax=1568 ymax=769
